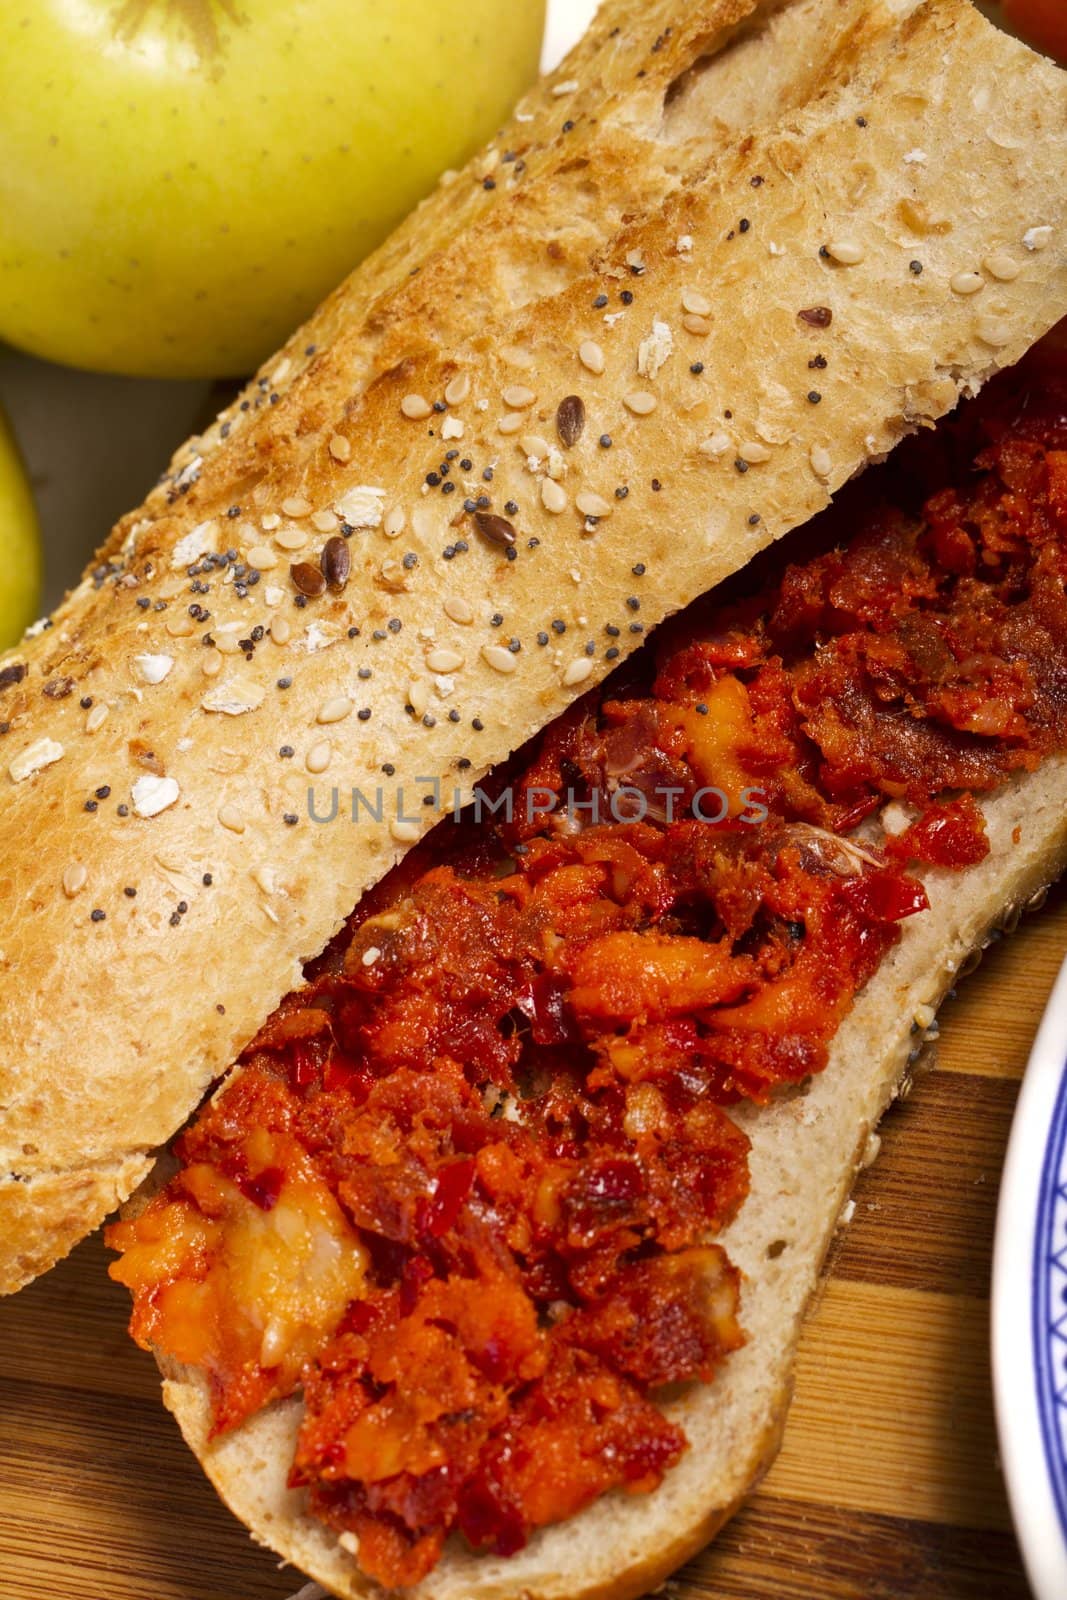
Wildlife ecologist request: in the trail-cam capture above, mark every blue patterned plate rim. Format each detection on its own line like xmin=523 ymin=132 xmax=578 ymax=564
xmin=994 ymin=954 xmax=1067 ymax=1600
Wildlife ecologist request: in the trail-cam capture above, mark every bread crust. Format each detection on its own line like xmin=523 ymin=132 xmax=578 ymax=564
xmin=159 ymin=758 xmax=1067 ymax=1599
xmin=2 ymin=0 xmax=1065 ymax=1295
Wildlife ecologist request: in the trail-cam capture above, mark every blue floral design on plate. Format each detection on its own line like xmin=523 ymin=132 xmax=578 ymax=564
xmin=1034 ymin=1054 xmax=1067 ymax=1539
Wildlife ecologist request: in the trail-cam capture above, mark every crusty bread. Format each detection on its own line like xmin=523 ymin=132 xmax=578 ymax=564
xmin=160 ymin=760 xmax=1067 ymax=1600
xmin=1 ymin=0 xmax=1065 ymax=1300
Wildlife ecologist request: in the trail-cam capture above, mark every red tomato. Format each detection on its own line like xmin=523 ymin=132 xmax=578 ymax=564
xmin=1000 ymin=0 xmax=1067 ymax=61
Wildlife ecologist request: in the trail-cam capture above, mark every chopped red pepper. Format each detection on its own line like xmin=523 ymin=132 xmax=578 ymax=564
xmin=109 ymin=342 xmax=1067 ymax=1588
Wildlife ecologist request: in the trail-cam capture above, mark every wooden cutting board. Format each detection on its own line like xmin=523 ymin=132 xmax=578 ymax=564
xmin=3 ymin=886 xmax=1065 ymax=1600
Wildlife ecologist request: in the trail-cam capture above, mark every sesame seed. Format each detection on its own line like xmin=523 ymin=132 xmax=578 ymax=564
xmin=983 ymin=252 xmax=1020 ymax=282
xmin=624 ymin=392 xmax=657 ymax=416
xmin=1023 ymin=226 xmax=1053 ymax=251
xmin=810 ymin=444 xmax=833 ymax=479
xmin=579 ymin=340 xmax=606 ymax=375
xmin=482 ymin=644 xmax=518 ymax=675
xmin=444 ymin=372 xmax=471 ymax=407
xmin=684 ymin=317 xmax=710 ymax=339
xmin=317 ymin=696 xmax=353 ymax=724
xmin=282 ymin=496 xmax=311 ymax=518
xmin=738 ymin=441 xmax=771 ymax=464
xmin=384 ymin=507 xmax=405 ymax=539
xmin=391 ymin=818 xmax=421 ymax=844
xmin=824 ymin=240 xmax=864 ymax=265
xmin=63 ymin=863 xmax=88 ymax=898
xmin=426 ymin=647 xmax=465 ymax=673
xmin=401 ymin=394 xmax=432 ymax=420
xmin=270 ymin=615 xmax=292 ymax=645
xmin=682 ymin=287 xmax=712 ymax=316
xmin=444 ymin=596 xmax=474 ymax=625
xmin=950 ymin=271 xmax=984 ymax=296
xmin=498 ymin=413 xmax=524 ymax=436
xmin=218 ymin=804 xmax=246 ymax=833
xmin=311 ymin=509 xmax=338 ymax=534
xmin=86 ymin=703 xmax=109 ymax=734
xmin=976 ymin=316 xmax=1012 ymax=347
xmin=575 ymin=491 xmax=612 ymax=519
xmin=563 ymin=657 xmax=593 ymax=687
xmin=502 ymin=385 xmax=536 ymax=410
xmin=542 ymin=479 xmax=568 ymax=514
xmin=274 ymin=528 xmax=307 ymax=551
xmin=699 ymin=432 xmax=732 ymax=458
xmin=329 ymin=433 xmax=351 ymax=463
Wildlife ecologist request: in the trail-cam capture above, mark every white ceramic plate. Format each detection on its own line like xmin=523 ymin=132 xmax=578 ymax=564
xmin=994 ymin=954 xmax=1067 ymax=1600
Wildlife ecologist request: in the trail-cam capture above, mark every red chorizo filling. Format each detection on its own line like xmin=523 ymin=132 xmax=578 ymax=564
xmin=109 ymin=352 xmax=1067 ymax=1588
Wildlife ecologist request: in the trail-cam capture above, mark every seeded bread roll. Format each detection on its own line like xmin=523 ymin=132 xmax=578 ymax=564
xmin=1 ymin=0 xmax=1066 ymax=1297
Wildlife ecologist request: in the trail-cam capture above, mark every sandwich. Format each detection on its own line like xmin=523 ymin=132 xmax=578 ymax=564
xmin=1 ymin=0 xmax=1066 ymax=1595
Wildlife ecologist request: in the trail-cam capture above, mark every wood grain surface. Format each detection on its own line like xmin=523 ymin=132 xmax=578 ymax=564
xmin=2 ymin=885 xmax=1064 ymax=1600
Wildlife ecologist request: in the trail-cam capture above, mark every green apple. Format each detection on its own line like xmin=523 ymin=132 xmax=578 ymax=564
xmin=0 ymin=406 xmax=42 ymax=650
xmin=0 ymin=0 xmax=546 ymax=379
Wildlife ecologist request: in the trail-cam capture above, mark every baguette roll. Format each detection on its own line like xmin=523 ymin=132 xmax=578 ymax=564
xmin=1 ymin=0 xmax=1065 ymax=1316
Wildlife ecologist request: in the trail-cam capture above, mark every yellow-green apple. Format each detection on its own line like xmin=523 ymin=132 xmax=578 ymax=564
xmin=0 ymin=406 xmax=42 ymax=649
xmin=0 ymin=0 xmax=546 ymax=378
